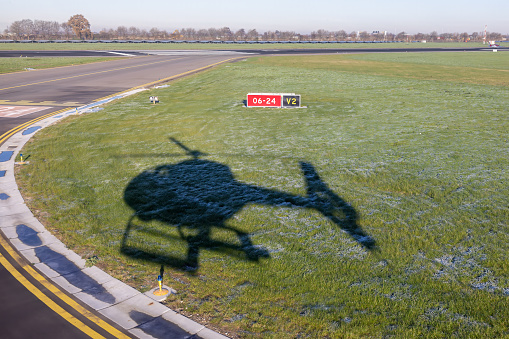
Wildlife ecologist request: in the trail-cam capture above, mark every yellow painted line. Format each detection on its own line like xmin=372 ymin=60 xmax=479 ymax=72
xmin=0 ymin=250 xmax=106 ymax=338
xmin=0 ymin=107 xmax=73 ymax=145
xmin=93 ymin=56 xmax=245 ymax=102
xmin=0 ymin=112 xmax=132 ymax=338
xmin=0 ymin=100 xmax=81 ymax=107
xmin=0 ymin=236 xmax=130 ymax=338
xmin=0 ymin=55 xmax=144 ymax=76
xmin=130 ymin=56 xmax=244 ymax=90
xmin=0 ymin=57 xmax=186 ymax=92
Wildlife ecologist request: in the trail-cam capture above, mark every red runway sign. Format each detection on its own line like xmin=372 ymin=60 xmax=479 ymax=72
xmin=246 ymin=94 xmax=282 ymax=107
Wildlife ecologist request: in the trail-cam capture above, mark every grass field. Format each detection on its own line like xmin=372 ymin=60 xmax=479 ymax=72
xmin=0 ymin=56 xmax=120 ymax=74
xmin=0 ymin=41 xmax=505 ymax=51
xmin=16 ymin=51 xmax=509 ymax=338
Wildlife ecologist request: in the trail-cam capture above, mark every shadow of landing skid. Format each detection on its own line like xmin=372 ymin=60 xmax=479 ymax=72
xmin=121 ymin=138 xmax=375 ymax=271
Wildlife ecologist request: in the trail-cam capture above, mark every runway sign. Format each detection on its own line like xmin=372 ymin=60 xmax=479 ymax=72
xmin=246 ymin=93 xmax=301 ymax=108
xmin=0 ymin=105 xmax=52 ymax=118
xmin=246 ymin=93 xmax=282 ymax=107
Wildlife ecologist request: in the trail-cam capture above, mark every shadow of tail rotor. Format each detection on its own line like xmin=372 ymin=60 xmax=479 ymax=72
xmin=300 ymin=161 xmax=376 ymax=250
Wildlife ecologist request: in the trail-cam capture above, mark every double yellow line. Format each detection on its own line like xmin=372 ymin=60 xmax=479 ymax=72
xmin=0 ymin=108 xmax=130 ymax=338
xmin=0 ymin=107 xmax=73 ymax=145
xmin=0 ymin=237 xmax=129 ymax=338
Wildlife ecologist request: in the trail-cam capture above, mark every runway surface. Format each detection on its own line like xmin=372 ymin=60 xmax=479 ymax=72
xmin=0 ymin=53 xmax=244 ymax=136
xmin=1 ymin=45 xmax=506 ymax=58
xmin=0 ymin=50 xmax=147 ymax=58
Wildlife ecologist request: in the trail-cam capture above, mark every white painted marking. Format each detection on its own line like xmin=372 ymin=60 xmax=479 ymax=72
xmin=136 ymin=50 xmax=251 ymax=56
xmin=0 ymin=106 xmax=52 ymax=118
xmin=107 ymin=51 xmax=136 ymax=57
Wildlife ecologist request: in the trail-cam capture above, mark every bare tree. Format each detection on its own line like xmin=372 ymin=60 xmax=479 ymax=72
xmin=221 ymin=27 xmax=233 ymax=40
xmin=196 ymin=29 xmax=208 ymax=40
xmin=335 ymin=30 xmax=347 ymax=40
xmin=459 ymin=32 xmax=469 ymax=42
xmin=263 ymin=31 xmax=278 ymax=41
xmin=97 ymin=28 xmax=112 ymax=40
xmin=61 ymin=22 xmax=72 ymax=40
xmin=140 ymin=29 xmax=148 ymax=39
xmin=149 ymin=27 xmax=160 ymax=39
xmin=487 ymin=32 xmax=502 ymax=41
xmin=312 ymin=29 xmax=330 ymax=41
xmin=358 ymin=31 xmax=370 ymax=40
xmin=208 ymin=28 xmax=220 ymax=40
xmin=49 ymin=21 xmax=61 ymax=39
xmin=429 ymin=31 xmax=438 ymax=42
xmin=162 ymin=30 xmax=170 ymax=39
xmin=8 ymin=20 xmax=24 ymax=40
xmin=33 ymin=20 xmax=45 ymax=39
xmin=128 ymin=26 xmax=140 ymax=39
xmin=180 ymin=28 xmax=196 ymax=39
xmin=414 ymin=32 xmax=426 ymax=41
xmin=10 ymin=19 xmax=35 ymax=40
xmin=107 ymin=28 xmax=116 ymax=39
xmin=33 ymin=20 xmax=60 ymax=39
xmin=247 ymin=29 xmax=258 ymax=41
xmin=396 ymin=31 xmax=407 ymax=41
xmin=279 ymin=30 xmax=296 ymax=40
xmin=116 ymin=26 xmax=128 ymax=39
xmin=235 ymin=28 xmax=246 ymax=41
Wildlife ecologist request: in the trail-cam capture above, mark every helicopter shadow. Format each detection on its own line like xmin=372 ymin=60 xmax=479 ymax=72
xmin=121 ymin=138 xmax=375 ymax=271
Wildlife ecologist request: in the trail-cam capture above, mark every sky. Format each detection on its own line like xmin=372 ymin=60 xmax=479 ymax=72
xmin=2 ymin=0 xmax=508 ymax=34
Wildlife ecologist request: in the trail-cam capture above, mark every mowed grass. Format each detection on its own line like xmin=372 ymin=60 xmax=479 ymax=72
xmin=17 ymin=52 xmax=508 ymax=338
xmin=0 ymin=56 xmax=121 ymax=74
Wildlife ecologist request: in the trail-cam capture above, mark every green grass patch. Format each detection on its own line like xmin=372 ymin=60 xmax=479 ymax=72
xmin=260 ymin=53 xmax=509 ymax=86
xmin=17 ymin=52 xmax=509 ymax=338
xmin=0 ymin=56 xmax=121 ymax=74
xmin=348 ymin=51 xmax=509 ymax=70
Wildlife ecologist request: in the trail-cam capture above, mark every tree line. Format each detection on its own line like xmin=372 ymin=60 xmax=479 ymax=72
xmin=2 ymin=16 xmax=506 ymax=42
xmin=3 ymin=15 xmax=92 ymax=40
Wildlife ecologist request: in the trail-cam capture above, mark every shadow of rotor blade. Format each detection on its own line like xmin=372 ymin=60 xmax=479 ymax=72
xmin=111 ymin=153 xmax=184 ymax=159
xmin=169 ymin=137 xmax=207 ymax=158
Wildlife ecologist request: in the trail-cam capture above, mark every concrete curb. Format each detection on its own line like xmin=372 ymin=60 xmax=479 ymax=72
xmin=0 ymin=94 xmax=229 ymax=339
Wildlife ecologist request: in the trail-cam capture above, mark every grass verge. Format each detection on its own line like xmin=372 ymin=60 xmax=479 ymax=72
xmin=16 ymin=52 xmax=508 ymax=338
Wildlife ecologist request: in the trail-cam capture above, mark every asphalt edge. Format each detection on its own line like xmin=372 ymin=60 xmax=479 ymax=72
xmin=0 ymin=92 xmax=230 ymax=339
